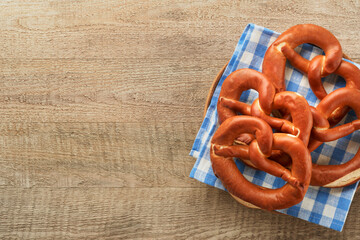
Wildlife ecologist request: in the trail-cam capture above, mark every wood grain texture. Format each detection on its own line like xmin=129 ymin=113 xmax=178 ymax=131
xmin=1 ymin=188 xmax=360 ymax=239
xmin=0 ymin=0 xmax=359 ymax=239
xmin=0 ymin=58 xmax=218 ymax=122
xmin=0 ymin=122 xmax=200 ymax=188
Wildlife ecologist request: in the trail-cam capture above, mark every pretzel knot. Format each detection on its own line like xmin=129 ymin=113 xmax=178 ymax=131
xmin=210 ymin=116 xmax=312 ymax=211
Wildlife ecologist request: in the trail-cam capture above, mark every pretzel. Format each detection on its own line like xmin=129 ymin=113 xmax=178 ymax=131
xmin=308 ymin=88 xmax=360 ymax=187
xmin=217 ymin=68 xmax=275 ymax=123
xmin=210 ymin=116 xmax=312 ymax=210
xmin=282 ymin=49 xmax=360 ymax=125
xmin=262 ymin=24 xmax=342 ymax=93
xmin=217 ymin=69 xmax=300 ymax=168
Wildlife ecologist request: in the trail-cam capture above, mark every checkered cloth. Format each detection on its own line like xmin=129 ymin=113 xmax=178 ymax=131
xmin=189 ymin=23 xmax=360 ymax=232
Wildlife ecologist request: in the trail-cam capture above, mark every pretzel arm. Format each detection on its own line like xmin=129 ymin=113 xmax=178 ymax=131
xmin=280 ymin=43 xmax=309 ymax=73
xmin=219 ymin=97 xmax=251 ymax=116
xmin=312 ymin=159 xmax=360 ymax=187
xmin=312 ymin=120 xmax=360 ymax=142
xmin=217 ymin=68 xmax=275 ymax=123
xmin=249 ymin=140 xmax=300 ymax=187
xmin=213 ymin=144 xmax=249 ymax=159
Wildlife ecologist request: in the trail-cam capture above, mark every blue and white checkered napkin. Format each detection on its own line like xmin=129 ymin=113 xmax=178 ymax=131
xmin=189 ymin=23 xmax=360 ymax=231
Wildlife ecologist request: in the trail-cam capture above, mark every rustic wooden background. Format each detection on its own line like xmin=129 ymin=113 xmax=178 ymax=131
xmin=0 ymin=0 xmax=359 ymax=239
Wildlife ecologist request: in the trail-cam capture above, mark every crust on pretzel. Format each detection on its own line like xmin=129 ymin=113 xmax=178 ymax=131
xmin=323 ymin=168 xmax=360 ymax=188
xmin=229 ymin=193 xmax=260 ymax=209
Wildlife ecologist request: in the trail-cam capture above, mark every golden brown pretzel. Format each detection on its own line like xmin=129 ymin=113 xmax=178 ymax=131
xmin=217 ymin=68 xmax=275 ymax=123
xmin=282 ymin=49 xmax=360 ymax=125
xmin=211 ymin=116 xmax=312 ymax=210
xmin=263 ymin=24 xmax=342 ymax=93
xmin=217 ymin=70 xmax=302 ymax=168
xmin=307 ymin=88 xmax=360 ymax=187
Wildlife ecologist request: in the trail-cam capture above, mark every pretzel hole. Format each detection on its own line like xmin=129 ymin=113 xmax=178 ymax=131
xmin=283 ymin=43 xmax=319 ymax=70
xmin=270 ymin=109 xmax=283 ymax=118
xmin=268 ymin=151 xmax=292 ymax=169
xmin=313 ymin=109 xmax=359 ymax=166
xmin=234 ymin=133 xmax=255 ymax=146
xmin=319 ymin=74 xmax=346 ymax=99
xmin=238 ymin=89 xmax=259 ymax=110
xmin=292 ymin=43 xmax=323 ymax=61
xmin=240 ymin=162 xmax=287 ymax=190
xmin=269 ymin=110 xmax=294 ymax=128
xmin=231 ymin=144 xmax=292 ymax=190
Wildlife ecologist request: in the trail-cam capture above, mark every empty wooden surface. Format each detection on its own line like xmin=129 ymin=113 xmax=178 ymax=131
xmin=0 ymin=0 xmax=360 ymax=239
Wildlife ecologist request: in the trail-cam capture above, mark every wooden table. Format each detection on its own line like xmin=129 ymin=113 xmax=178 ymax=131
xmin=0 ymin=1 xmax=359 ymax=239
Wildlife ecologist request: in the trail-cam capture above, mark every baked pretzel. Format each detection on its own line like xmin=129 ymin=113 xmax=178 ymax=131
xmin=262 ymin=24 xmax=342 ymax=93
xmin=282 ymin=49 xmax=360 ymax=125
xmin=309 ymin=88 xmax=360 ymax=187
xmin=217 ymin=68 xmax=275 ymax=123
xmin=217 ymin=69 xmax=303 ymax=167
xmin=211 ymin=116 xmax=312 ymax=210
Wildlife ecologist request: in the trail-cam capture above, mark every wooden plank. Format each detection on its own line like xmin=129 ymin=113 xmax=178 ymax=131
xmin=0 ymin=122 xmax=202 ymax=188
xmin=0 ymin=1 xmax=358 ymax=60
xmin=0 ymin=58 xmax=221 ymax=122
xmin=0 ymin=187 xmax=359 ymax=239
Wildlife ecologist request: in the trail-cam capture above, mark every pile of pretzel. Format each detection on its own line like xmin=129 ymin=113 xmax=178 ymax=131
xmin=210 ymin=24 xmax=360 ymax=211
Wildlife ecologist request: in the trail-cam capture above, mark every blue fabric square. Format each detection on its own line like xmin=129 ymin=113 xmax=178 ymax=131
xmin=334 ymin=208 xmax=347 ymax=221
xmin=305 ymin=89 xmax=318 ymax=106
xmin=286 ymin=80 xmax=299 ymax=92
xmin=286 ymin=205 xmax=301 ymax=216
xmin=254 ymin=43 xmax=268 ymax=57
xmin=309 ymin=212 xmax=322 ymax=224
xmin=332 ymin=148 xmax=346 ymax=161
xmin=331 ymin=219 xmax=345 ymax=232
xmin=337 ymin=197 xmax=351 ymax=211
